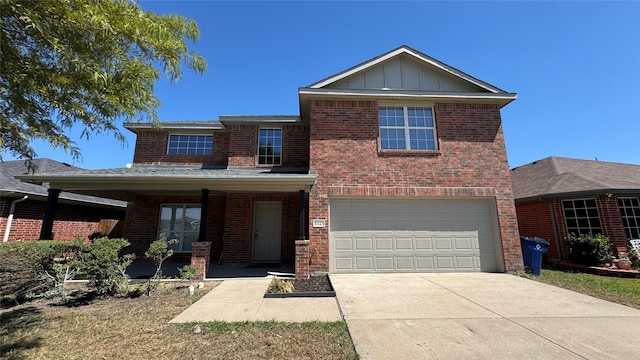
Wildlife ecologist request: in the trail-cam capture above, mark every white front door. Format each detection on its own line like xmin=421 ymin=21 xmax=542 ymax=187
xmin=253 ymin=202 xmax=282 ymax=262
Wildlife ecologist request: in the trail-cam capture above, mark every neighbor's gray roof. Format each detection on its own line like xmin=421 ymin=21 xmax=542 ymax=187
xmin=0 ymin=159 xmax=126 ymax=208
xmin=511 ymin=156 xmax=640 ymax=201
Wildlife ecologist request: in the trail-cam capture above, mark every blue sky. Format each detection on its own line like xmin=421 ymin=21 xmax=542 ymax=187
xmin=10 ymin=0 xmax=640 ymax=169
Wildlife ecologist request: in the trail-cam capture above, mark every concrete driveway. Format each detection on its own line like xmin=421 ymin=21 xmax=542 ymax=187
xmin=330 ymin=273 xmax=640 ymax=360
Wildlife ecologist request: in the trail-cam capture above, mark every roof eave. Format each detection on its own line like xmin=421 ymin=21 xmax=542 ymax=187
xmin=299 ymin=88 xmax=517 ymax=108
xmin=515 ymin=188 xmax=640 ymax=203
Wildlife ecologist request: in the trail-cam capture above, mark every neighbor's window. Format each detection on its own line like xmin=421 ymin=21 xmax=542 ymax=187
xmin=562 ymin=199 xmax=602 ymax=236
xmin=379 ymin=106 xmax=437 ymax=150
xmin=258 ymin=128 xmax=282 ymax=165
xmin=167 ymin=135 xmax=212 ymax=155
xmin=618 ymin=197 xmax=640 ymax=239
xmin=158 ymin=204 xmax=201 ymax=252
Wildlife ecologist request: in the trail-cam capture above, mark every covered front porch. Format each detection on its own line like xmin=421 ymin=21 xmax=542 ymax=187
xmin=17 ymin=166 xmax=316 ymax=278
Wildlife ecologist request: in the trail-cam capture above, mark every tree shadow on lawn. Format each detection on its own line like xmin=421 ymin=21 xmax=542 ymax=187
xmin=0 ymin=306 xmax=45 ymax=359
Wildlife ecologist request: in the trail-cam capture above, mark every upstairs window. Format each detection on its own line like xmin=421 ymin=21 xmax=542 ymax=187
xmin=618 ymin=197 xmax=640 ymax=239
xmin=258 ymin=128 xmax=282 ymax=165
xmin=167 ymin=135 xmax=212 ymax=155
xmin=562 ymin=199 xmax=602 ymax=236
xmin=379 ymin=106 xmax=437 ymax=151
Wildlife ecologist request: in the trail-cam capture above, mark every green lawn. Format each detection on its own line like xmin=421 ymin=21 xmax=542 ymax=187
xmin=523 ymin=268 xmax=640 ymax=309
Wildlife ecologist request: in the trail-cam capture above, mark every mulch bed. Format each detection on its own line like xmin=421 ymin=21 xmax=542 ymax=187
xmin=290 ymin=275 xmax=333 ymax=293
xmin=557 ymin=261 xmax=640 ymax=278
xmin=265 ymin=274 xmax=335 ymax=298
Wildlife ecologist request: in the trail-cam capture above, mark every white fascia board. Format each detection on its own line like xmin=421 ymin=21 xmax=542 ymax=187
xmin=124 ymin=122 xmax=225 ymax=133
xmin=299 ymin=88 xmax=517 ymax=106
xmin=219 ymin=115 xmax=301 ymax=124
xmin=309 ymin=46 xmax=504 ymax=94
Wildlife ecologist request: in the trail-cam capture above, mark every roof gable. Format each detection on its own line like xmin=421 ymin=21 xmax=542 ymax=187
xmin=308 ymin=45 xmax=504 ymax=93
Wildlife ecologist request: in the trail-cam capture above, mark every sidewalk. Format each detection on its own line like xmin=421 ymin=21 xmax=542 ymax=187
xmin=169 ymin=278 xmax=343 ymax=323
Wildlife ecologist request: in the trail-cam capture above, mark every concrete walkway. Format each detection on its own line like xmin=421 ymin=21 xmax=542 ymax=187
xmin=331 ymin=273 xmax=640 ymax=360
xmin=170 ymin=278 xmax=342 ymax=323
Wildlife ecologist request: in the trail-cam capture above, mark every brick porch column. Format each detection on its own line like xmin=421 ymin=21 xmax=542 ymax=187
xmin=295 ymin=239 xmax=310 ymax=279
xmin=191 ymin=241 xmax=211 ymax=280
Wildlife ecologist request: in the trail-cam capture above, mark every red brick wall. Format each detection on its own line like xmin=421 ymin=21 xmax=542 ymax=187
xmin=308 ymin=99 xmax=523 ymax=273
xmin=515 ymin=200 xmax=560 ymax=259
xmin=596 ymin=195 xmax=628 ymax=255
xmin=228 ymin=125 xmax=258 ymax=167
xmin=222 ymin=193 xmax=299 ymax=264
xmin=0 ymin=197 xmax=124 ymax=242
xmin=282 ymin=125 xmax=309 ymax=168
xmin=132 ymin=131 xmax=229 ymax=167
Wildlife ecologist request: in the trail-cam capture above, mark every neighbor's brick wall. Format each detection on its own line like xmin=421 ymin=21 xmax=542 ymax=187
xmin=122 ymin=195 xmax=226 ymax=262
xmin=515 ymin=200 xmax=559 ymax=260
xmin=222 ymin=193 xmax=299 ymax=264
xmin=308 ymin=100 xmax=523 ymax=273
xmin=596 ymin=195 xmax=628 ymax=255
xmin=0 ymin=197 xmax=124 ymax=242
xmin=132 ymin=130 xmax=229 ymax=167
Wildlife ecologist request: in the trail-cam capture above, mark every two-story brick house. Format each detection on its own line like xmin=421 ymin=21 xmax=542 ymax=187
xmin=18 ymin=46 xmax=523 ymax=277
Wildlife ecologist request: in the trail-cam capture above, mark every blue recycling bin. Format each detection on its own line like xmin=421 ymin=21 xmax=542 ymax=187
xmin=520 ymin=236 xmax=549 ymax=276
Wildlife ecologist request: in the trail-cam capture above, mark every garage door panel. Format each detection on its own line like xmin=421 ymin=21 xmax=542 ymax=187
xmin=330 ymin=199 xmax=500 ymax=273
xmin=376 ymin=257 xmax=394 ymax=270
xmin=355 ymin=257 xmax=374 ymax=270
xmin=355 ymin=237 xmax=374 ymax=251
xmin=416 ymin=257 xmax=435 ymax=270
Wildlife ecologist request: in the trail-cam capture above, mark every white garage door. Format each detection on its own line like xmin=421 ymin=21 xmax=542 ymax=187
xmin=329 ymin=199 xmax=501 ymax=273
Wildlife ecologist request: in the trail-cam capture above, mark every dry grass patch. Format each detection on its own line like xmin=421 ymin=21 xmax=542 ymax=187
xmin=1 ymin=282 xmax=357 ymax=360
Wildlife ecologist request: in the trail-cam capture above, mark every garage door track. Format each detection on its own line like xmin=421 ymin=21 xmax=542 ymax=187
xmin=330 ymin=273 xmax=640 ymax=360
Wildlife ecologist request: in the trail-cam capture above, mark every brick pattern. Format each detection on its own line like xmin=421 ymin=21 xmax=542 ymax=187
xmin=0 ymin=197 xmax=124 ymax=242
xmin=282 ymin=125 xmax=309 ymax=168
xmin=295 ymin=239 xmax=310 ymax=279
xmin=308 ymin=99 xmax=523 ymax=274
xmin=190 ymin=241 xmax=211 ymax=280
xmin=515 ymin=200 xmax=559 ymax=259
xmin=596 ymin=195 xmax=628 ymax=255
xmin=132 ymin=131 xmax=229 ymax=167
xmin=228 ymin=125 xmax=258 ymax=167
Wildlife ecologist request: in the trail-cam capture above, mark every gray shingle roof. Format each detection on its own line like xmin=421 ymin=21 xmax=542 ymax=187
xmin=511 ymin=157 xmax=640 ymax=200
xmin=0 ymin=159 xmax=126 ymax=207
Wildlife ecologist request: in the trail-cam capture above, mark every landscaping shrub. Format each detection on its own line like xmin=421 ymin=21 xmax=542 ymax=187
xmin=0 ymin=241 xmax=84 ymax=304
xmin=565 ymin=233 xmax=611 ymax=266
xmin=143 ymin=238 xmax=177 ymax=295
xmin=77 ymin=237 xmax=135 ymax=296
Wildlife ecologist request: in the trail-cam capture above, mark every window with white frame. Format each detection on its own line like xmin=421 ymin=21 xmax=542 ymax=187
xmin=562 ymin=199 xmax=602 ymax=236
xmin=618 ymin=197 xmax=640 ymax=239
xmin=378 ymin=106 xmax=437 ymax=150
xmin=157 ymin=204 xmax=201 ymax=252
xmin=258 ymin=128 xmax=282 ymax=165
xmin=167 ymin=134 xmax=212 ymax=155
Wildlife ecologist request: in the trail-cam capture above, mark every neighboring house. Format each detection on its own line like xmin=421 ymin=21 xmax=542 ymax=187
xmin=1 ymin=159 xmax=126 ymax=242
xmin=17 ymin=45 xmax=523 ymax=276
xmin=511 ymin=156 xmax=640 ymax=261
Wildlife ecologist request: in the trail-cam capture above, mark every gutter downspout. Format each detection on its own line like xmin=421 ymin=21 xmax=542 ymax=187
xmin=3 ymin=195 xmax=28 ymax=242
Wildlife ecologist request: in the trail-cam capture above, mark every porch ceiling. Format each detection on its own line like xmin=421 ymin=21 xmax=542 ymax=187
xmin=16 ymin=166 xmax=317 ymax=202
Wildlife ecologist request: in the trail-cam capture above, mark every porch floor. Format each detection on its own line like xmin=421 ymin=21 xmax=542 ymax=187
xmin=126 ymin=262 xmax=294 ymax=280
